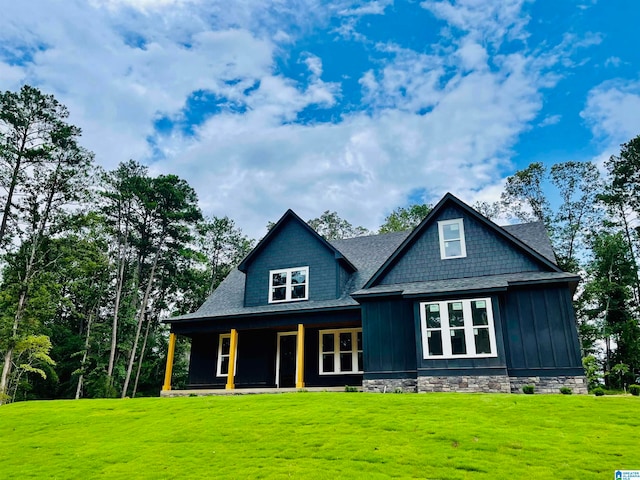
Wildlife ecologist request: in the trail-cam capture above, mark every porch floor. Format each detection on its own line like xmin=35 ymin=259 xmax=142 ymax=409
xmin=160 ymin=386 xmax=356 ymax=397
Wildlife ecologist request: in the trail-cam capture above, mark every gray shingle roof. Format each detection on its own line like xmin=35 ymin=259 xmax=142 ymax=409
xmin=165 ymin=219 xmax=560 ymax=323
xmin=352 ymin=271 xmax=578 ymax=298
xmin=166 ymin=231 xmax=409 ymax=322
xmin=502 ymin=222 xmax=557 ymax=263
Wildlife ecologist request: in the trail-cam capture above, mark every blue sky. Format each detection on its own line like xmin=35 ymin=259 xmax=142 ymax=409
xmin=1 ymin=0 xmax=638 ymax=237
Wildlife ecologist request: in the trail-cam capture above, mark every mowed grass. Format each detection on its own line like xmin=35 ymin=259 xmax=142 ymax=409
xmin=1 ymin=393 xmax=638 ymax=479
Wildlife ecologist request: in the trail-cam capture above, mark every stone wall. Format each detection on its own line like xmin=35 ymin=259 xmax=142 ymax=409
xmin=363 ymin=378 xmax=417 ymax=393
xmin=364 ymin=374 xmax=589 ymax=394
xmin=417 ymin=375 xmax=511 ymax=393
xmin=509 ymin=375 xmax=588 ymax=394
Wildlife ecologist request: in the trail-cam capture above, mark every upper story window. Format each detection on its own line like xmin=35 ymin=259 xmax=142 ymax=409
xmin=420 ymin=298 xmax=497 ymax=359
xmin=269 ymin=266 xmax=309 ymax=303
xmin=438 ymin=218 xmax=466 ymax=259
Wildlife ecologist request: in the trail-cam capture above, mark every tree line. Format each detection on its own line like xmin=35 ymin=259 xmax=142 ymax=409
xmin=0 ymin=85 xmax=638 ymax=403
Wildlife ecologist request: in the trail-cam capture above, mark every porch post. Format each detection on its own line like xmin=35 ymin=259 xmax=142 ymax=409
xmin=225 ymin=329 xmax=238 ymax=390
xmin=296 ymin=323 xmax=305 ymax=388
xmin=162 ymin=332 xmax=177 ymax=391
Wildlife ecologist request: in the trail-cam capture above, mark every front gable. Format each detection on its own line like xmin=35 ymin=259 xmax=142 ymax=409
xmin=239 ymin=210 xmax=356 ymax=307
xmin=368 ymin=194 xmax=561 ymax=287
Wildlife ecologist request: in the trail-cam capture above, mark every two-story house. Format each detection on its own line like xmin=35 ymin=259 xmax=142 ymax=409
xmin=161 ymin=193 xmax=587 ymax=394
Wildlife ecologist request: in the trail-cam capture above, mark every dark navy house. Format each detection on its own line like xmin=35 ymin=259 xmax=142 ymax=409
xmin=162 ymin=193 xmax=587 ymax=394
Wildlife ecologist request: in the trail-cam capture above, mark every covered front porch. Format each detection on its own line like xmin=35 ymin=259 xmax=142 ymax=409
xmin=160 ymin=386 xmax=356 ymax=397
xmin=162 ymin=318 xmax=363 ymax=394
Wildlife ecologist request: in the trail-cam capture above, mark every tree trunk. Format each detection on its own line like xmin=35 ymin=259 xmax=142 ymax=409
xmin=0 ymin=288 xmax=28 ymax=404
xmin=132 ymin=316 xmax=152 ymax=398
xmin=75 ymin=312 xmax=94 ymax=400
xmin=121 ymin=241 xmax=163 ymax=398
xmin=107 ymin=223 xmax=129 ymax=380
xmin=0 ymin=128 xmax=28 ymax=248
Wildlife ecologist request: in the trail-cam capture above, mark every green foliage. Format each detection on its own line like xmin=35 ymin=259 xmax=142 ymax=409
xmin=629 ymin=384 xmax=640 ymax=396
xmin=522 ymin=385 xmax=535 ymax=394
xmin=559 ymin=387 xmax=572 ymax=395
xmin=1 ymin=395 xmax=639 ymax=478
xmin=307 ymin=210 xmax=370 ymax=240
xmin=593 ymin=387 xmax=605 ymax=396
xmin=582 ymin=355 xmax=603 ymax=391
xmin=344 ymin=385 xmax=358 ymax=392
xmin=378 ymin=204 xmax=432 ymax=233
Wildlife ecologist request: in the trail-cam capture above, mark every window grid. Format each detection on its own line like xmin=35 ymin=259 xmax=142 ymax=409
xmin=420 ymin=298 xmax=497 ymax=359
xmin=319 ymin=328 xmax=363 ymax=375
xmin=268 ymin=266 xmax=309 ymax=303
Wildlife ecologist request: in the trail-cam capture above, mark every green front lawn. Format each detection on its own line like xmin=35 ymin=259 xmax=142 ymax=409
xmin=1 ymin=393 xmax=638 ymax=479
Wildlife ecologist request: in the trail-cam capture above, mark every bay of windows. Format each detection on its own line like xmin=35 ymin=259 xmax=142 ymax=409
xmin=420 ymin=298 xmax=497 ymax=359
xmin=319 ymin=328 xmax=363 ymax=374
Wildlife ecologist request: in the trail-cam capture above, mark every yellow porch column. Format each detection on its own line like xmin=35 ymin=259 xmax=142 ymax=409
xmin=162 ymin=332 xmax=177 ymax=391
xmin=225 ymin=329 xmax=238 ymax=390
xmin=296 ymin=323 xmax=305 ymax=388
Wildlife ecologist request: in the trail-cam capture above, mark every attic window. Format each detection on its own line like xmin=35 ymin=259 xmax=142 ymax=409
xmin=438 ymin=218 xmax=466 ymax=259
xmin=269 ymin=267 xmax=309 ymax=303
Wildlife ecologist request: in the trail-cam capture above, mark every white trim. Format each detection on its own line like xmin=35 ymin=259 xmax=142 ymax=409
xmin=275 ymin=331 xmax=298 ymax=388
xmin=318 ymin=328 xmax=363 ymax=375
xmin=268 ymin=266 xmax=309 ymax=303
xmin=438 ymin=218 xmax=467 ymax=259
xmin=420 ymin=297 xmax=497 ymax=359
xmin=216 ymin=333 xmax=238 ymax=377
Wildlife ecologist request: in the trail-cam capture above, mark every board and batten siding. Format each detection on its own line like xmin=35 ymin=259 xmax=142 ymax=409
xmin=361 ymin=298 xmax=417 ymax=379
xmin=412 ymin=294 xmax=509 ymax=377
xmin=502 ymin=285 xmax=584 ymax=376
xmin=378 ymin=205 xmax=547 ymax=285
xmin=243 ymin=218 xmax=351 ymax=306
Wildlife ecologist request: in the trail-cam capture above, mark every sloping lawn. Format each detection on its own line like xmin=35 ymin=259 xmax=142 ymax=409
xmin=1 ymin=393 xmax=638 ymax=479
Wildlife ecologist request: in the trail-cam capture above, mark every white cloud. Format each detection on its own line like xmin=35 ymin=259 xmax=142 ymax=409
xmin=538 ymin=114 xmax=561 ymax=127
xmin=581 ymin=79 xmax=640 ymax=145
xmin=0 ymin=0 xmax=616 ymax=238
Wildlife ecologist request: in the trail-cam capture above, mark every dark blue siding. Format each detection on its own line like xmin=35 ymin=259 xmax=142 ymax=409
xmin=244 ymin=218 xmax=340 ymax=306
xmin=379 ymin=205 xmax=547 ymax=285
xmin=503 ymin=285 xmax=584 ymax=376
xmin=413 ymin=294 xmax=508 ymax=375
xmin=361 ymin=299 xmax=417 ymax=378
xmin=185 ymin=314 xmax=363 ymax=388
xmin=187 ymin=333 xmax=218 ymax=387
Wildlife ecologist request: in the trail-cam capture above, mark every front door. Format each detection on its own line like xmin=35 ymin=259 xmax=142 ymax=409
xmin=276 ymin=332 xmax=297 ymax=388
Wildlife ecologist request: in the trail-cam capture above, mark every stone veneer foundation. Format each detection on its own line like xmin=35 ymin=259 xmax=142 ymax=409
xmin=363 ymin=375 xmax=588 ymax=394
xmin=363 ymin=378 xmax=418 ymax=393
xmin=509 ymin=375 xmax=588 ymax=394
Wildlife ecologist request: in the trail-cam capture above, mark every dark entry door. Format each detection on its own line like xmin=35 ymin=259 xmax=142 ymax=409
xmin=278 ymin=334 xmax=297 ymax=388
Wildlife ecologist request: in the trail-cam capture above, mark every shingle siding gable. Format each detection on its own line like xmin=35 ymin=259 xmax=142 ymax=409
xmin=378 ymin=205 xmax=548 ymax=285
xmin=243 ymin=218 xmax=346 ymax=306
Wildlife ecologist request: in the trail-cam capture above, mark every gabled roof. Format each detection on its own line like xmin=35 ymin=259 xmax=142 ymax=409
xmin=364 ymin=192 xmax=562 ymax=288
xmin=237 ymin=209 xmax=356 ymax=273
xmin=165 ymin=230 xmax=410 ymax=323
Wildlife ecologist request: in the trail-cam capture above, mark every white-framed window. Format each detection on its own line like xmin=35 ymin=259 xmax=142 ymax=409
xmin=269 ymin=267 xmax=309 ymax=303
xmin=420 ymin=298 xmax=497 ymax=359
xmin=216 ymin=334 xmax=237 ymax=377
xmin=319 ymin=328 xmax=363 ymax=374
xmin=438 ymin=218 xmax=466 ymax=259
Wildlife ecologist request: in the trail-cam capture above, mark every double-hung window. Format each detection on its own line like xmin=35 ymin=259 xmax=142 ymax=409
xmin=216 ymin=334 xmax=237 ymax=377
xmin=269 ymin=267 xmax=309 ymax=303
xmin=438 ymin=218 xmax=466 ymax=259
xmin=319 ymin=328 xmax=363 ymax=374
xmin=420 ymin=298 xmax=497 ymax=359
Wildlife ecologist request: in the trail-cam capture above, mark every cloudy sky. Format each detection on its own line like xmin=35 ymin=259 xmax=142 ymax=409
xmin=1 ymin=0 xmax=638 ymax=237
